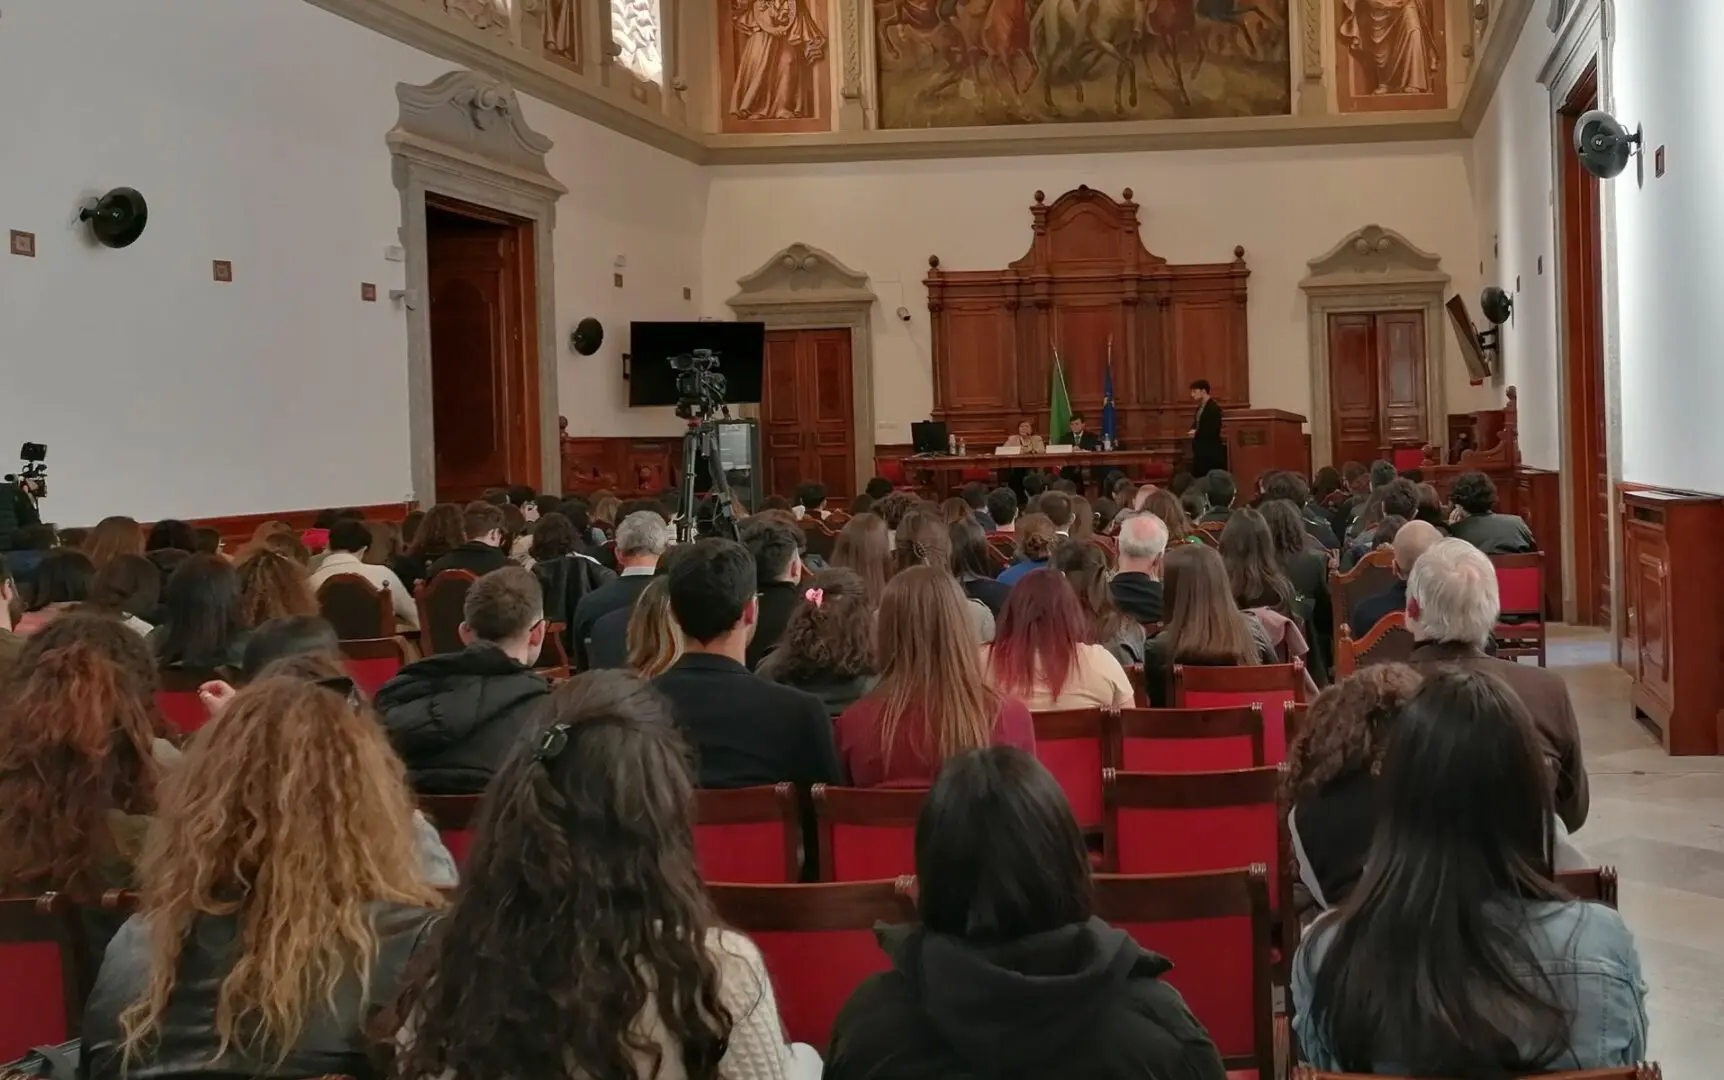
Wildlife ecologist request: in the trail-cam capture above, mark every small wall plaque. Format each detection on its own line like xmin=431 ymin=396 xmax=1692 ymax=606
xmin=361 ymin=282 xmax=377 ymax=302
xmin=212 ymin=260 xmax=233 ymax=282
xmin=9 ymin=230 xmax=35 ymax=257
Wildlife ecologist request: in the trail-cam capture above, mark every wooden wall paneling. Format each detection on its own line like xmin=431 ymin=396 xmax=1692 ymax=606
xmin=1619 ymin=489 xmax=1724 ymax=756
xmin=1516 ymin=466 xmax=1564 ymax=619
xmin=558 ymin=421 xmax=679 ymax=497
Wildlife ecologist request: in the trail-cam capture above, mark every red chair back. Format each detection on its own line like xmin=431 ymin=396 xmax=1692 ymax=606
xmin=316 ymin=573 xmax=393 ymax=640
xmin=1390 ymin=445 xmax=1426 ymax=471
xmin=1031 ymin=709 xmax=1110 ymax=830
xmin=1335 ymin=613 xmax=1416 ymax=677
xmin=1492 ymin=552 xmax=1544 ymax=616
xmin=1172 ymin=663 xmax=1301 ymax=764
xmin=1557 ymin=865 xmax=1620 ymax=909
xmin=0 ymin=895 xmax=87 ymax=1063
xmin=155 ymin=666 xmax=223 ymax=734
xmin=339 ymin=636 xmax=416 ymax=698
xmin=416 ymin=570 xmax=478 ymax=656
xmin=693 ymin=785 xmax=801 ymax=884
xmin=1293 ymin=1068 xmax=1661 ymax=1079
xmin=709 ymin=880 xmax=917 ymax=1051
xmin=813 ymin=785 xmax=925 ymax=882
xmin=1092 ymin=871 xmax=1273 ymax=1078
xmin=1116 ymin=706 xmax=1265 ymax=772
xmin=419 ymin=794 xmax=484 ymax=867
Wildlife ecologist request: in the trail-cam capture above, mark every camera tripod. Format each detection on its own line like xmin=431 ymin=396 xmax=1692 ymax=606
xmin=677 ymin=415 xmax=739 ymax=543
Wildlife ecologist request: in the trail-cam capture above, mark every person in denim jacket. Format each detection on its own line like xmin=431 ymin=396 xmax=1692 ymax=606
xmin=1293 ymin=670 xmax=1648 ymax=1076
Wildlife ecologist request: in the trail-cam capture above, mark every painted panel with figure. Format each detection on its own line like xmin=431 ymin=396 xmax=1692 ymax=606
xmin=719 ymin=0 xmax=832 ymax=132
xmin=876 ymin=0 xmax=1292 ymax=128
xmin=537 ymin=0 xmax=583 ymax=71
xmin=1335 ymin=0 xmax=1446 ymax=112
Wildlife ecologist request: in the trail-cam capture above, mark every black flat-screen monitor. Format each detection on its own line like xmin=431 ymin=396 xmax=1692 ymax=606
xmin=628 ymin=321 xmax=766 ymax=407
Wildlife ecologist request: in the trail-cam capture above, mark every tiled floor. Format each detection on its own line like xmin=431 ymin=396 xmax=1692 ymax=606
xmin=1551 ymin=625 xmax=1724 ymax=1079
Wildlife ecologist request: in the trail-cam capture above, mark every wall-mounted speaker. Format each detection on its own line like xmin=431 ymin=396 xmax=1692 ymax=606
xmin=570 ymin=317 xmax=604 ymax=356
xmin=78 ymin=188 xmax=149 ymax=248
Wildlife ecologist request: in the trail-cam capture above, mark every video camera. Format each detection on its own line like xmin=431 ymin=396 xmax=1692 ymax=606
xmin=671 ymin=349 xmax=727 ymax=422
xmin=4 ymin=442 xmax=46 ymax=500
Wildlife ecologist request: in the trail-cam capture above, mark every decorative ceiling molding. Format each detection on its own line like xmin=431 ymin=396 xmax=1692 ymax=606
xmin=728 ymin=242 xmax=875 ymax=308
xmin=389 ymin=70 xmax=567 ymax=198
xmin=1301 ymin=224 xmax=1451 ymax=290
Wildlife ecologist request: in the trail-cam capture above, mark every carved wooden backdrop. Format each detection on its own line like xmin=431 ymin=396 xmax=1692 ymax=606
xmin=925 ymin=186 xmax=1251 ymax=447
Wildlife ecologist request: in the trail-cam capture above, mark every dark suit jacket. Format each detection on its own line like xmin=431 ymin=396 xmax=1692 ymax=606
xmin=1408 ymin=641 xmax=1589 ymax=831
xmin=1191 ymin=398 xmax=1227 ymax=476
xmin=1349 ymin=579 xmax=1407 ymax=638
xmin=1301 ymin=503 xmax=1340 ymax=550
xmin=427 ymin=542 xmax=510 ymax=579
xmin=1057 ymin=430 xmax=1101 ymax=451
xmin=652 ymin=654 xmax=844 ymax=789
xmin=1110 ymin=572 xmax=1164 ymax=624
xmin=569 ymin=572 xmax=654 ymax=669
xmin=1449 ymin=512 xmax=1537 ymax=555
xmin=1198 ymin=507 xmax=1234 ymax=526
xmin=748 ymin=581 xmax=804 ymax=669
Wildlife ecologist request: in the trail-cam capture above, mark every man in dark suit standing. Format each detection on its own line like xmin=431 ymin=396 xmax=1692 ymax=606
xmin=1188 ymin=379 xmax=1227 ymax=478
xmin=1057 ymin=412 xmax=1102 ymax=492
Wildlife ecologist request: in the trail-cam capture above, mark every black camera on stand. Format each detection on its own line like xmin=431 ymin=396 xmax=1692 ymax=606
xmin=5 ymin=442 xmax=46 ymax=500
xmin=670 ymin=351 xmax=738 ymax=542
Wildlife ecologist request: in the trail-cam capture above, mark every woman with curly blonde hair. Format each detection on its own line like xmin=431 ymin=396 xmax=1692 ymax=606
xmin=81 ymin=672 xmax=445 ymax=1080
xmin=1285 ymin=663 xmax=1422 ymax=910
xmin=625 ymin=577 xmax=683 ymax=679
xmin=235 ymin=549 xmax=319 ymax=627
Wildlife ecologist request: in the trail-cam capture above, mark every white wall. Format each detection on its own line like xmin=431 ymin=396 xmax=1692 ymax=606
xmin=1611 ymin=3 xmax=1724 ymax=493
xmin=701 ymin=146 xmax=1488 ymax=447
xmin=0 ymin=0 xmax=704 ymax=526
xmin=1467 ymin=14 xmax=1562 ymax=470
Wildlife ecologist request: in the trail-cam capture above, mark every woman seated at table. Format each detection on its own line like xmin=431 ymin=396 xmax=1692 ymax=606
xmin=1004 ymin=419 xmax=1046 ymax=455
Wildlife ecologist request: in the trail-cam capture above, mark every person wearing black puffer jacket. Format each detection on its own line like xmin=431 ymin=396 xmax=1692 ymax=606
xmin=826 ymin=748 xmax=1227 ymax=1080
xmin=375 ymin=567 xmax=551 ymax=795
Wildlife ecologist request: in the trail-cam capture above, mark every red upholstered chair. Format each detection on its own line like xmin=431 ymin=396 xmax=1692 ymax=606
xmin=316 ymin=573 xmax=394 ymax=641
xmin=155 ymin=666 xmax=223 ymax=735
xmin=693 ymin=784 xmax=802 ymax=884
xmin=812 ymin=785 xmax=926 ymax=882
xmin=986 ymin=533 xmax=1018 ymax=566
xmin=1115 ymin=706 xmax=1265 ymax=772
xmin=1334 ymin=612 xmax=1415 ymax=677
xmin=708 ymin=879 xmax=917 ymax=1051
xmin=1292 ymin=1067 xmax=1662 ymax=1080
xmin=878 ymin=459 xmax=910 ymax=489
xmin=1172 ymin=663 xmax=1302 ymax=765
xmin=339 ymin=636 xmax=418 ymax=698
xmin=1103 ymin=766 xmax=1296 ymax=976
xmin=419 ymin=794 xmax=484 ymax=868
xmin=1092 ymin=870 xmax=1274 ymax=1080
xmin=416 ymin=570 xmax=477 ymax=656
xmin=0 ymin=894 xmax=89 ymax=1063
xmin=1557 ymin=865 xmax=1620 ymax=909
xmin=1031 ymin=708 xmax=1112 ymax=831
xmin=1389 ymin=444 xmax=1426 ymax=472
xmin=1491 ymin=552 xmax=1547 ymax=666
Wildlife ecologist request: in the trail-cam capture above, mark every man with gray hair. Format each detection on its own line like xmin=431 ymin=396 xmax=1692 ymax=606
xmin=1110 ymin=512 xmax=1169 ymax=623
xmin=1406 ymin=538 xmax=1588 ymax=831
xmin=570 ymin=509 xmax=673 ymax=669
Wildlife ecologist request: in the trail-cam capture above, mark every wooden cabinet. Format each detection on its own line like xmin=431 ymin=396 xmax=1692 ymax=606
xmin=761 ymin=328 xmax=856 ymax=502
xmin=1620 ymin=489 xmax=1724 ymax=756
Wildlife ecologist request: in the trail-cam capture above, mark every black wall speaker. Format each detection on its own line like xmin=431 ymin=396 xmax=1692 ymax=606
xmin=1480 ymin=286 xmax=1514 ymax=326
xmin=1573 ymin=111 xmax=1641 ymax=181
xmin=79 ymin=188 xmax=149 ymax=248
xmin=570 ymin=317 xmax=604 ymax=356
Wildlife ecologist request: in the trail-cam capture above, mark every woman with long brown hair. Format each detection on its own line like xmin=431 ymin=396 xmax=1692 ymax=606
xmin=831 ymin=511 xmax=893 ymax=606
xmin=235 ymin=549 xmax=319 ymax=627
xmin=384 ymin=671 xmax=813 ymax=1080
xmin=758 ymin=567 xmax=877 ymax=719
xmin=1141 ymin=545 xmax=1276 ymax=706
xmin=88 ymin=553 xmax=163 ymax=635
xmin=894 ymin=508 xmax=995 ymax=643
xmin=1052 ymin=539 xmax=1145 ymax=665
xmin=84 ymin=515 xmax=145 ymax=571
xmin=81 ymin=673 xmax=445 ymax=1080
xmin=397 ymin=502 xmax=465 ymax=588
xmin=15 ymin=548 xmax=96 ymax=635
xmin=996 ymin=512 xmax=1057 ymax=586
xmin=625 ymin=576 xmax=683 ymax=679
xmin=987 ymin=567 xmax=1133 ymax=711
xmin=835 ymin=566 xmax=1032 ymax=787
xmin=1219 ymin=507 xmax=1293 ymax=612
xmin=1146 ymin=488 xmax=1202 ymax=546
xmin=0 ymin=612 xmax=164 ymax=900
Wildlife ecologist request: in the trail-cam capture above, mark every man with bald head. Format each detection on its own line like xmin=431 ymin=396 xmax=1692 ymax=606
xmin=1348 ymin=518 xmax=1442 ymax=636
xmin=1111 ymin=512 xmax=1169 ymax=623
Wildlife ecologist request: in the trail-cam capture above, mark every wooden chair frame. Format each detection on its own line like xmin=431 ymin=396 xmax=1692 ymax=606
xmin=1114 ymin=706 xmax=1267 ymax=769
xmin=707 ymin=877 xmax=918 ymax=932
xmin=811 ymin=785 xmax=927 ymax=882
xmin=315 ymin=572 xmax=394 ymax=641
xmin=1334 ymin=612 xmax=1414 ymax=677
xmin=1292 ymin=1067 xmax=1661 ymax=1079
xmin=1556 ymin=865 xmax=1620 ymax=909
xmin=1490 ymin=552 xmax=1548 ymax=667
xmin=1092 ymin=869 xmax=1275 ymax=1080
xmin=694 ymin=783 xmax=803 ymax=884
xmin=1327 ymin=548 xmax=1397 ymax=659
xmin=534 ymin=621 xmax=572 ymax=675
xmin=0 ymin=893 xmax=91 ymax=1046
xmin=415 ymin=570 xmax=479 ymax=656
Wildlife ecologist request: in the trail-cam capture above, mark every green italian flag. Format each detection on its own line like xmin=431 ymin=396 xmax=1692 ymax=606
xmin=1048 ymin=349 xmax=1072 ymax=442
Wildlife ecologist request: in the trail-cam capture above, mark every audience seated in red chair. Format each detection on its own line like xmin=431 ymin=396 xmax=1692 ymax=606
xmin=308 ymin=518 xmax=420 ymax=631
xmin=758 ymin=567 xmax=878 ymax=721
xmin=831 ymin=512 xmax=893 ymax=608
xmin=986 ymin=486 xmax=1019 ymax=536
xmin=1347 ymin=520 xmax=1442 ymax=637
xmin=427 ymin=501 xmax=512 ymax=579
xmin=838 ymin=566 xmax=1031 ymax=788
xmin=825 ymin=746 xmax=1228 ymax=1080
xmin=385 ymin=670 xmax=819 ymax=1080
xmin=1055 ymin=540 xmax=1146 ymax=665
xmin=527 ymin=511 xmax=616 ymax=652
xmin=79 ymin=674 xmax=448 ymax=1080
xmin=1109 ymin=512 xmax=1167 ymax=625
xmin=895 ymin=509 xmax=995 ymax=643
xmin=82 ymin=515 xmax=146 ymax=573
xmin=988 ymin=568 xmax=1134 ymax=710
xmin=654 ymin=539 xmax=841 ymax=791
xmin=13 ymin=548 xmax=94 ymax=636
xmin=1141 ymin=546 xmax=1278 ymax=707
xmin=393 ymin=502 xmax=464 ymax=590
xmin=994 ymin=512 xmax=1057 ymax=587
xmin=87 ymin=553 xmax=163 ymax=637
xmin=147 ymin=554 xmax=250 ymax=670
xmin=951 ymin=517 xmax=1012 ymax=617
xmin=572 ymin=510 xmax=672 ymax=670
xmin=1448 ymin=469 xmax=1538 ymax=555
xmin=1292 ymin=670 xmax=1646 ymax=1075
xmin=741 ymin=516 xmax=806 ymax=669
xmin=231 ymin=548 xmax=317 ymax=628
xmin=1406 ymin=539 xmax=1589 ymax=832
xmin=374 ymin=567 xmax=551 ymax=796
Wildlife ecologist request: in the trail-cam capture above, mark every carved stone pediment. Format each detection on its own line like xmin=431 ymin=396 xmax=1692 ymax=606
xmin=389 ymin=71 xmax=566 ymax=198
xmin=1302 ymin=224 xmax=1448 ymax=291
xmin=728 ymin=243 xmax=875 ymax=309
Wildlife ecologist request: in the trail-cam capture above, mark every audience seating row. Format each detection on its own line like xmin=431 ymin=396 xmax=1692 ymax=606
xmin=1329 ymin=549 xmax=1547 ymax=668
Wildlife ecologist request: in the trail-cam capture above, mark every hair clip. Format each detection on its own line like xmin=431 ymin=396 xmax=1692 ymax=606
xmin=315 ymin=675 xmax=362 ymax=709
xmin=804 ymin=587 xmax=825 ymax=608
xmin=534 ymin=723 xmax=571 ymax=764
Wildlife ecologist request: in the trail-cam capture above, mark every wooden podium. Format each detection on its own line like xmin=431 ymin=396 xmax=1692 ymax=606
xmin=1223 ymin=410 xmax=1309 ymax=494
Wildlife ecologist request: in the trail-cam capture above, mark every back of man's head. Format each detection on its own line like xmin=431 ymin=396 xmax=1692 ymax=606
xmin=668 ymin=539 xmax=757 ymax=644
xmin=961 ymin=482 xmax=988 ymax=511
xmin=1451 ymin=470 xmax=1498 ymax=516
xmin=793 ymin=481 xmax=827 ymax=511
xmin=1406 ymin=538 xmax=1499 ymax=646
xmin=1023 ymin=472 xmax=1048 ymax=497
xmin=1205 ymin=470 xmax=1237 ymax=509
xmin=1369 ymin=459 xmax=1398 ymax=488
xmin=865 ymin=476 xmax=894 ymax=500
xmin=1118 ymin=513 xmax=1169 ymax=564
xmin=742 ymin=518 xmax=801 ymax=583
xmin=463 ymin=501 xmax=505 ymax=543
xmin=328 ymin=519 xmax=372 ymax=555
xmin=616 ymin=510 xmax=673 ymax=561
xmin=1391 ymin=519 xmax=1444 ymax=574
xmin=1381 ymin=478 xmax=1420 ymax=520
xmin=462 ymin=566 xmax=544 ymax=644
xmin=1041 ymin=491 xmax=1074 ymax=529
xmin=986 ymin=487 xmax=1019 ymax=527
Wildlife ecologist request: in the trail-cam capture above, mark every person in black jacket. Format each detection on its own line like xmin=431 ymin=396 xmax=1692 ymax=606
xmin=528 ymin=512 xmax=616 ymax=656
xmin=651 ymin=539 xmax=841 ymax=790
xmin=740 ymin=516 xmax=805 ymax=668
xmin=1187 ymin=379 xmax=1227 ymax=479
xmin=427 ymin=501 xmax=511 ymax=578
xmin=569 ymin=509 xmax=671 ymax=669
xmin=1448 ymin=470 xmax=1537 ymax=554
xmin=375 ymin=567 xmax=551 ymax=794
xmin=1111 ymin=512 xmax=1167 ymax=624
xmin=826 ymin=747 xmax=1227 ymax=1080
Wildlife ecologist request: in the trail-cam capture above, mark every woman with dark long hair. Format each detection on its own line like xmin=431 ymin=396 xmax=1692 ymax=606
xmin=1051 ymin=540 xmax=1145 ymax=665
xmin=1219 ymin=508 xmax=1292 ymax=613
xmin=1145 ymin=488 xmax=1202 ymax=546
xmin=758 ymin=568 xmax=877 ymax=719
xmin=88 ymin=553 xmax=162 ymax=635
xmin=1261 ymin=498 xmax=1332 ymax=676
xmin=396 ymin=502 xmax=465 ymax=588
xmin=836 ymin=566 xmax=1031 ymax=787
xmin=1141 ymin=545 xmax=1276 ymax=707
xmin=826 ymin=747 xmax=1227 ymax=1079
xmin=950 ymin=517 xmax=1011 ymax=616
xmin=16 ymin=548 xmax=96 ymax=635
xmin=987 ymin=568 xmax=1132 ymax=711
xmin=149 ymin=554 xmax=250 ymax=669
xmin=1294 ymin=671 xmax=1648 ymax=1075
xmin=384 ymin=671 xmax=813 ymax=1080
xmin=831 ymin=512 xmax=893 ymax=607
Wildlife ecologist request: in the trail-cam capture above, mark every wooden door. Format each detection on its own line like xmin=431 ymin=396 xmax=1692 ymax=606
xmin=761 ymin=328 xmax=856 ymax=501
xmin=426 ymin=201 xmax=539 ymax=503
xmin=1375 ymin=311 xmax=1428 ymax=447
xmin=1328 ymin=314 xmax=1382 ymax=466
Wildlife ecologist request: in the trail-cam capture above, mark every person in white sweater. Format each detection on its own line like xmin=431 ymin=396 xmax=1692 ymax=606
xmin=384 ymin=669 xmax=818 ymax=1080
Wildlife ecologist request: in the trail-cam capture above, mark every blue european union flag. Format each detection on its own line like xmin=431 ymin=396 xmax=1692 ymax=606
xmin=1102 ymin=354 xmax=1118 ymax=446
